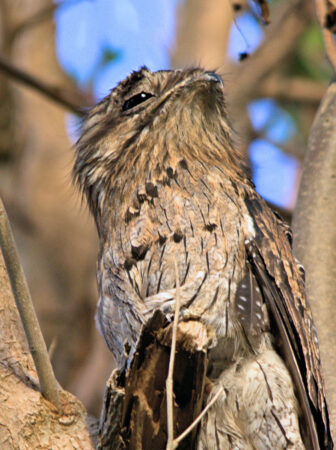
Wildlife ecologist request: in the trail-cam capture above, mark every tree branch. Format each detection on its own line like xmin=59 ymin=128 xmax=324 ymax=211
xmin=0 ymin=197 xmax=62 ymax=411
xmin=314 ymin=0 xmax=336 ymax=72
xmin=0 ymin=56 xmax=91 ymax=115
xmin=10 ymin=4 xmax=58 ymax=43
xmin=292 ymin=81 xmax=336 ymax=443
xmin=10 ymin=0 xmax=89 ymax=43
xmin=229 ymin=0 xmax=310 ymax=107
xmin=258 ymin=76 xmax=327 ymax=104
xmin=98 ymin=312 xmax=210 ymax=448
xmin=322 ymin=27 xmax=336 ymax=72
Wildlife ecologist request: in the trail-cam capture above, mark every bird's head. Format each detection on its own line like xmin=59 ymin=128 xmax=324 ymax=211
xmin=74 ymin=67 xmax=246 ymax=228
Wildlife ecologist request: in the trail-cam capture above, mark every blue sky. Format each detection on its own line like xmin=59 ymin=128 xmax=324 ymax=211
xmin=55 ymin=0 xmax=299 ymax=209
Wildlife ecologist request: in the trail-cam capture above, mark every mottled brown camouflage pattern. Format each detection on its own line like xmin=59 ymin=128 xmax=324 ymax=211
xmin=74 ymin=68 xmax=332 ymax=449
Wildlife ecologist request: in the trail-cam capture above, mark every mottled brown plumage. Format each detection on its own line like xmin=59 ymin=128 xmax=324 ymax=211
xmin=74 ymin=67 xmax=332 ymax=449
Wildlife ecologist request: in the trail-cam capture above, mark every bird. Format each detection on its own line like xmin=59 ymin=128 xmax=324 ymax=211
xmin=73 ymin=67 xmax=332 ymax=449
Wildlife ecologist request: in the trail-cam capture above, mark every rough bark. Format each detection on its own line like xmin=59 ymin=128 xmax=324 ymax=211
xmin=98 ymin=312 xmax=211 ymax=450
xmin=292 ymin=80 xmax=336 ymax=442
xmin=0 ymin=241 xmax=96 ymax=449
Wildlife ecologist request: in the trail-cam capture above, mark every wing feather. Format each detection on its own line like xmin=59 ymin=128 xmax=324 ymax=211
xmin=235 ymin=259 xmax=264 ymax=335
xmin=245 ymin=195 xmax=332 ymax=450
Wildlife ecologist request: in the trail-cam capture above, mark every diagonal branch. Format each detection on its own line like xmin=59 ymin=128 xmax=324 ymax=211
xmin=173 ymin=387 xmax=223 ymax=447
xmin=0 ymin=56 xmax=92 ymax=116
xmin=0 ymin=198 xmax=62 ymax=411
xmin=229 ymin=0 xmax=310 ymax=106
xmin=10 ymin=0 xmax=90 ymax=43
xmin=10 ymin=4 xmax=58 ymax=43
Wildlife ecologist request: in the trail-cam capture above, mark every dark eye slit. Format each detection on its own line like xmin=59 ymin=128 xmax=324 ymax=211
xmin=122 ymin=92 xmax=154 ymax=111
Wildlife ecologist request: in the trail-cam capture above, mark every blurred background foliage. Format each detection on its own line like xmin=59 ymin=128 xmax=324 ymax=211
xmin=0 ymin=0 xmax=332 ymax=417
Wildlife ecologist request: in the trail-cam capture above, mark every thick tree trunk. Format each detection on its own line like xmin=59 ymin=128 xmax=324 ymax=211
xmin=293 ymin=81 xmax=336 ymax=442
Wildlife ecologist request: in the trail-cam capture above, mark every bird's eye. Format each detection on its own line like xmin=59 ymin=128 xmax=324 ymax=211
xmin=122 ymin=92 xmax=154 ymax=111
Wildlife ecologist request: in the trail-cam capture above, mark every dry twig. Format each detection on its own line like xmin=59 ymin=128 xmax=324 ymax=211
xmin=173 ymin=387 xmax=224 ymax=447
xmin=0 ymin=198 xmax=62 ymax=411
xmin=166 ymin=259 xmax=181 ymax=450
xmin=165 ymin=258 xmax=223 ymax=449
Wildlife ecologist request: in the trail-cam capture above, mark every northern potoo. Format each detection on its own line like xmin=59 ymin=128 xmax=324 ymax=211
xmin=74 ymin=67 xmax=332 ymax=449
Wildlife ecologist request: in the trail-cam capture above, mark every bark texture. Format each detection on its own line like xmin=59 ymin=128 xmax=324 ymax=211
xmin=0 ymin=246 xmax=96 ymax=448
xmin=293 ymin=80 xmax=336 ymax=443
xmin=98 ymin=312 xmax=210 ymax=449
xmin=75 ymin=67 xmax=332 ymax=449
